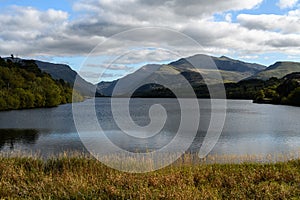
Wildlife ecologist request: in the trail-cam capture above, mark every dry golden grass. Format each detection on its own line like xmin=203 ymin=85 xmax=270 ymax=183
xmin=0 ymin=152 xmax=299 ymax=199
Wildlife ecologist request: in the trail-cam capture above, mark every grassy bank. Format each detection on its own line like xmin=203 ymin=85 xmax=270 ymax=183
xmin=0 ymin=155 xmax=299 ymax=199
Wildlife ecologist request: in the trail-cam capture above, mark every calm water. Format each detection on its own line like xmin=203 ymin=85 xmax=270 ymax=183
xmin=0 ymin=98 xmax=299 ymax=160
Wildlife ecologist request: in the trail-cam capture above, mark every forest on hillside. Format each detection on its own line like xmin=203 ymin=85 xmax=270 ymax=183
xmin=224 ymin=74 xmax=300 ymax=106
xmin=252 ymin=73 xmax=300 ymax=106
xmin=0 ymin=58 xmax=83 ymax=111
xmin=132 ymin=73 xmax=300 ymax=106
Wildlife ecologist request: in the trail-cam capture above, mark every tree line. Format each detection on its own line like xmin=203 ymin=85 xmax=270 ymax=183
xmin=253 ymin=73 xmax=300 ymax=106
xmin=131 ymin=73 xmax=300 ymax=106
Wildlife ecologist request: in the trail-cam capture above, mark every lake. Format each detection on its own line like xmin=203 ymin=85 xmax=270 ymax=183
xmin=0 ymin=98 xmax=299 ymax=162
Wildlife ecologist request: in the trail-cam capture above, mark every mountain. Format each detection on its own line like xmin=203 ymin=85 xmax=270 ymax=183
xmin=34 ymin=61 xmax=98 ymax=96
xmin=250 ymin=61 xmax=300 ymax=80
xmin=4 ymin=57 xmax=98 ymax=96
xmin=97 ymin=54 xmax=266 ymax=96
xmin=169 ymin=54 xmax=265 ymax=83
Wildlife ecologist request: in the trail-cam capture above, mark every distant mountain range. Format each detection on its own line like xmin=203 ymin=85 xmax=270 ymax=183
xmin=4 ymin=54 xmax=300 ymax=98
xmin=97 ymin=54 xmax=266 ymax=96
xmin=170 ymin=55 xmax=265 ymax=81
xmin=250 ymin=61 xmax=300 ymax=80
xmin=97 ymin=55 xmax=300 ymax=97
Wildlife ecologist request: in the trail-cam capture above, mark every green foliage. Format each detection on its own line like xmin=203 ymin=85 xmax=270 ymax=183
xmin=255 ymin=90 xmax=265 ymax=101
xmin=0 ymin=58 xmax=83 ymax=110
xmin=221 ymin=73 xmax=300 ymax=107
xmin=287 ymin=87 xmax=300 ymax=106
xmin=131 ymin=74 xmax=300 ymax=107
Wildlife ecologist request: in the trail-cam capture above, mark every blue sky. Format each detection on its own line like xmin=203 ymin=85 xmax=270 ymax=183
xmin=0 ymin=0 xmax=300 ymax=82
xmin=0 ymin=0 xmax=73 ymax=12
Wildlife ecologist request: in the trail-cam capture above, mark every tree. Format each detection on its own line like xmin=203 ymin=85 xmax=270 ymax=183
xmin=255 ymin=90 xmax=265 ymax=101
xmin=287 ymin=87 xmax=300 ymax=106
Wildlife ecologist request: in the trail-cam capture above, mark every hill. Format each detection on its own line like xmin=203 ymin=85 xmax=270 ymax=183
xmin=0 ymin=58 xmax=83 ymax=111
xmin=250 ymin=61 xmax=300 ymax=80
xmin=253 ymin=72 xmax=300 ymax=106
xmin=35 ymin=60 xmax=99 ymax=96
xmin=4 ymin=57 xmax=99 ymax=96
xmin=170 ymin=54 xmax=265 ymax=83
xmin=109 ymin=69 xmax=300 ymax=107
xmin=97 ymin=54 xmax=265 ymax=96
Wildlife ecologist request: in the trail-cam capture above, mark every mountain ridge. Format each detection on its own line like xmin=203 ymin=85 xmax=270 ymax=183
xmin=97 ymin=54 xmax=267 ymax=96
xmin=3 ymin=54 xmax=300 ymax=98
xmin=250 ymin=61 xmax=300 ymax=80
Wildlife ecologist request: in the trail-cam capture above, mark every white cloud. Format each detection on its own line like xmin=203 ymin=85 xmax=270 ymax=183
xmin=1 ymin=0 xmax=300 ymax=65
xmin=239 ymin=55 xmax=259 ymax=59
xmin=70 ymin=0 xmax=263 ymax=32
xmin=277 ymin=0 xmax=298 ymax=9
xmin=85 ymin=64 xmax=131 ymax=70
xmin=0 ymin=6 xmax=68 ymax=32
xmin=288 ymin=9 xmax=300 ymax=16
xmin=0 ymin=6 xmax=106 ymax=56
xmin=237 ymin=12 xmax=300 ymax=33
xmin=111 ymin=49 xmax=179 ymax=65
xmin=0 ymin=1 xmax=265 ymax=58
xmin=73 ymin=0 xmax=263 ymax=18
xmin=225 ymin=13 xmax=232 ymax=22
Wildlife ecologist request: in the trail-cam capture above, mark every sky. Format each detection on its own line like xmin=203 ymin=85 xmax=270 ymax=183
xmin=0 ymin=0 xmax=300 ymax=82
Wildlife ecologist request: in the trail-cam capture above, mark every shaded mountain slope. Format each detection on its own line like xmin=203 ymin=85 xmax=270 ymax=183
xmin=251 ymin=61 xmax=300 ymax=80
xmin=35 ymin=60 xmax=97 ymax=96
xmin=97 ymin=54 xmax=266 ymax=96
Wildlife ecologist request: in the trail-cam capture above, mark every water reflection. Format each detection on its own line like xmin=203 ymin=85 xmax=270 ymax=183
xmin=0 ymin=129 xmax=39 ymax=150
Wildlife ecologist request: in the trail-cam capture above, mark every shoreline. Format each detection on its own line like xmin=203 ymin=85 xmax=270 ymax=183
xmin=1 ymin=96 xmax=299 ymax=112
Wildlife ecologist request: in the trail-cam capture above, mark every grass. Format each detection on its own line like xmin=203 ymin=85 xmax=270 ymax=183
xmin=0 ymin=153 xmax=299 ymax=199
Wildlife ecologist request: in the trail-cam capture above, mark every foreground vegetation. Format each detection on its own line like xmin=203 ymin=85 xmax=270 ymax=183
xmin=0 ymin=57 xmax=83 ymax=111
xmin=0 ymin=154 xmax=299 ymax=199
